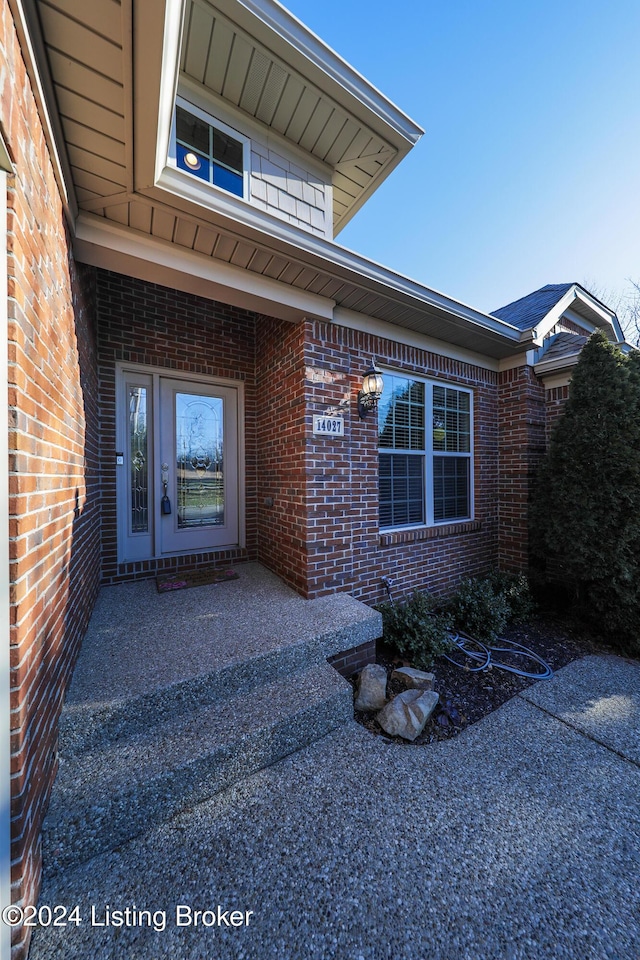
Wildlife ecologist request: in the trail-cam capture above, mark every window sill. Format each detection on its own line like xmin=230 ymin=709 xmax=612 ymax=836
xmin=379 ymin=519 xmax=481 ymax=547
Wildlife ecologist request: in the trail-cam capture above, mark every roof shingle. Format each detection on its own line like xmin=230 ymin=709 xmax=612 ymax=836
xmin=491 ymin=283 xmax=575 ymax=331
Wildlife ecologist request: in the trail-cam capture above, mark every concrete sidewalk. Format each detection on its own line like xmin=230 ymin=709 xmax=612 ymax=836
xmin=30 ymin=654 xmax=640 ymax=960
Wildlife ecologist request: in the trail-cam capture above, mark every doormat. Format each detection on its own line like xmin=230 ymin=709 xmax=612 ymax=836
xmin=156 ymin=567 xmax=239 ymax=593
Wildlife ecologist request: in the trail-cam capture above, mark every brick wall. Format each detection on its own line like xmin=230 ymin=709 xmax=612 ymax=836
xmin=302 ymin=321 xmax=500 ymax=606
xmin=94 ymin=302 xmax=504 ymax=608
xmin=497 ymin=365 xmax=547 ymax=570
xmin=545 ymin=383 xmax=570 ymax=440
xmin=256 ymin=317 xmax=310 ymax=593
xmin=3 ymin=2 xmax=102 ymax=955
xmin=95 ymin=270 xmax=260 ymax=583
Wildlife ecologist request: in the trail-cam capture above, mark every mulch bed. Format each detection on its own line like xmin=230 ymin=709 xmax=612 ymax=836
xmin=351 ymin=613 xmax=613 ymax=745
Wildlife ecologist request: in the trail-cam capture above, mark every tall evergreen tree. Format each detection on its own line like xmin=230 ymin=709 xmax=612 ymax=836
xmin=531 ymin=330 xmax=640 ymax=651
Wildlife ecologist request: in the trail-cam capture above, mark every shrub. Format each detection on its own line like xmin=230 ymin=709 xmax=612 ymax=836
xmin=377 ymin=590 xmax=453 ymax=670
xmin=448 ymin=576 xmax=510 ymax=644
xmin=531 ymin=330 xmax=640 ymax=655
xmin=486 ymin=570 xmax=535 ymax=624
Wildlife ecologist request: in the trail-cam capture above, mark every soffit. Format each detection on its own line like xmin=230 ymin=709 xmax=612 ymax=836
xmin=180 ymin=0 xmax=421 ymax=232
xmin=77 ymin=201 xmax=521 ymax=360
xmin=33 ymin=0 xmax=131 ymax=205
xmin=32 ymin=0 xmax=519 ymax=359
xmin=33 ymin=0 xmax=420 ymax=229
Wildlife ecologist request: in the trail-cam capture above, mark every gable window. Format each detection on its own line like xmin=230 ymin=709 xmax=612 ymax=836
xmin=173 ymin=101 xmax=247 ymax=199
xmin=378 ymin=373 xmax=473 ymax=528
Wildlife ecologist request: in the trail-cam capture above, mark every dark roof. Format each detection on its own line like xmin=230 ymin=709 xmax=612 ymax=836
xmin=537 ymin=332 xmax=588 ymax=364
xmin=491 ymin=283 xmax=575 ymax=331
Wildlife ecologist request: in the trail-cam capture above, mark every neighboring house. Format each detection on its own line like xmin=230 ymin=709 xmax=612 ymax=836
xmin=0 ymin=0 xmax=626 ymax=956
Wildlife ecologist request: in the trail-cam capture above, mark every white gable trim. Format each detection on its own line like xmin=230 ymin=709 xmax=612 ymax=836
xmin=532 ymin=284 xmax=622 ymax=344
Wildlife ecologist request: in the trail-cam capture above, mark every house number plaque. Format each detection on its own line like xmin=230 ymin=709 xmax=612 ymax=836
xmin=313 ymin=415 xmax=345 ymax=437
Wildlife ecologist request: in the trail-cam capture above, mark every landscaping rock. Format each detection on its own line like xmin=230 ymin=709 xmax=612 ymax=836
xmin=354 ymin=663 xmax=388 ymax=711
xmin=391 ymin=667 xmax=435 ymax=691
xmin=376 ymin=689 xmax=439 ymax=741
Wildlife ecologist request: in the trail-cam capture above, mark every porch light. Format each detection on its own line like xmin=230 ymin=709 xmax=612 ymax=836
xmin=357 ymin=359 xmax=384 ymax=419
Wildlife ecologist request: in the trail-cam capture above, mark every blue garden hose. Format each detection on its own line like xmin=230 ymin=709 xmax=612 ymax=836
xmin=444 ymin=630 xmax=553 ymax=679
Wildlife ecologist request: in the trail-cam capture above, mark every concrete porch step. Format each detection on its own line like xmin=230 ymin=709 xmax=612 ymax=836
xmin=58 ymin=570 xmax=382 ymax=757
xmin=43 ymin=661 xmax=354 ymax=876
xmin=58 ymin=630 xmax=349 ymax=757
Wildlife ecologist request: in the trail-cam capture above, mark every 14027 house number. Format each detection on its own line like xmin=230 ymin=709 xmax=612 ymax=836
xmin=313 ymin=415 xmax=345 ymax=437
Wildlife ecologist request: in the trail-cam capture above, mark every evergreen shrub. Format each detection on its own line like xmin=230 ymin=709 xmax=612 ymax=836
xmin=377 ymin=590 xmax=453 ymax=670
xmin=486 ymin=570 xmax=536 ymax=624
xmin=447 ymin=576 xmax=510 ymax=643
xmin=531 ymin=330 xmax=640 ymax=654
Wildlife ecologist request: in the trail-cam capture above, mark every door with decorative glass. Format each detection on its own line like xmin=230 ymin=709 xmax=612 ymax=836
xmin=117 ymin=368 xmax=240 ymax=562
xmin=159 ymin=378 xmax=238 ymax=554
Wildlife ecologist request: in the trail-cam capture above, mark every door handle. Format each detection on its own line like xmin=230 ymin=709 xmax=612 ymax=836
xmin=161 ymin=470 xmax=172 ymax=516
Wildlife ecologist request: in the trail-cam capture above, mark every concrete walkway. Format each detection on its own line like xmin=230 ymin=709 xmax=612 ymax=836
xmin=31 ymin=654 xmax=640 ymax=960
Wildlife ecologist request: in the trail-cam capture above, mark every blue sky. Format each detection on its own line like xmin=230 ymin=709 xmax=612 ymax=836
xmin=284 ymin=0 xmax=640 ymax=315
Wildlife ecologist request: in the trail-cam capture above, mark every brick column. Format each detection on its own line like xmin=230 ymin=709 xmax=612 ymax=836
xmin=497 ymin=365 xmax=546 ymax=571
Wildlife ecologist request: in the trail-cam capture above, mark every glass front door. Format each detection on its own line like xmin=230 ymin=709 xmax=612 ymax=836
xmin=116 ymin=368 xmax=240 ymax=562
xmin=160 ymin=379 xmax=238 ymax=554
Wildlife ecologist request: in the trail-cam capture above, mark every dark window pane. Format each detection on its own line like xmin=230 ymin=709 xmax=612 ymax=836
xmin=378 ymin=374 xmax=424 ymax=450
xmin=433 ymin=457 xmax=470 ymax=522
xmin=213 ymin=130 xmax=243 ymax=173
xmin=176 ymin=106 xmax=209 ymax=153
xmin=379 ymin=454 xmax=424 ymax=528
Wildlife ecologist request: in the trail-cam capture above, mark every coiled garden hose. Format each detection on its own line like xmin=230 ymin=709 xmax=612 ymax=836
xmin=444 ymin=631 xmax=553 ymax=680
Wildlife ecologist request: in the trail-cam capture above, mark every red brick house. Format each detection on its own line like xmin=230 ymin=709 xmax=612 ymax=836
xmin=0 ymin=0 xmax=626 ymax=956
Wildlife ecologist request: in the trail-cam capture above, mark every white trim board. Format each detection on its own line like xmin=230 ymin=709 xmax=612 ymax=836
xmin=333 ymin=307 xmax=501 ymax=373
xmin=74 ymin=213 xmax=335 ymax=323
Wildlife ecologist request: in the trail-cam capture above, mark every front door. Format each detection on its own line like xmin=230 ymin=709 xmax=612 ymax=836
xmin=116 ymin=367 xmax=241 ymax=563
xmin=159 ymin=378 xmax=238 ymax=554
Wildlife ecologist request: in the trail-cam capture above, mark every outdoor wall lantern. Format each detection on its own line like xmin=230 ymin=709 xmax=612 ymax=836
xmin=357 ymin=359 xmax=384 ymax=419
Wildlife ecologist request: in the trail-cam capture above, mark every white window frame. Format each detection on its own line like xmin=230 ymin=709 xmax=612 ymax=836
xmin=378 ymin=371 xmax=474 ymax=531
xmin=168 ymin=95 xmax=250 ymax=200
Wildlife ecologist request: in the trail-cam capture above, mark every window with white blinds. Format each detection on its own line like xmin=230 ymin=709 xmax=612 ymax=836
xmin=378 ymin=373 xmax=473 ymax=529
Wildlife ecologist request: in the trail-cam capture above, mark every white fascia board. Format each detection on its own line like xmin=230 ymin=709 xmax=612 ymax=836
xmin=538 ymin=371 xmax=572 ymax=391
xmin=146 ymin=170 xmax=522 ymax=344
xmin=333 ymin=308 xmax=500 ymax=372
xmin=7 ymin=0 xmax=77 ymax=221
xmin=326 ymin=251 xmax=522 ymax=341
xmin=134 ymin=0 xmax=184 ymax=192
xmin=213 ymin=0 xmax=424 ymax=147
xmin=571 ymin=287 xmax=624 ymax=342
xmin=527 ymin=286 xmax=582 ymax=343
xmin=74 ymin=213 xmax=335 ymax=322
xmin=155 ymin=0 xmax=186 ymax=184
xmin=534 ymin=351 xmax=582 ymax=377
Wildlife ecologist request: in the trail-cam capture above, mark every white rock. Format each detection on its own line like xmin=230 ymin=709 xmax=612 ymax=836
xmin=376 ymin=689 xmax=439 ymax=741
xmin=354 ymin=663 xmax=388 ymax=711
xmin=391 ymin=666 xmax=435 ymax=690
